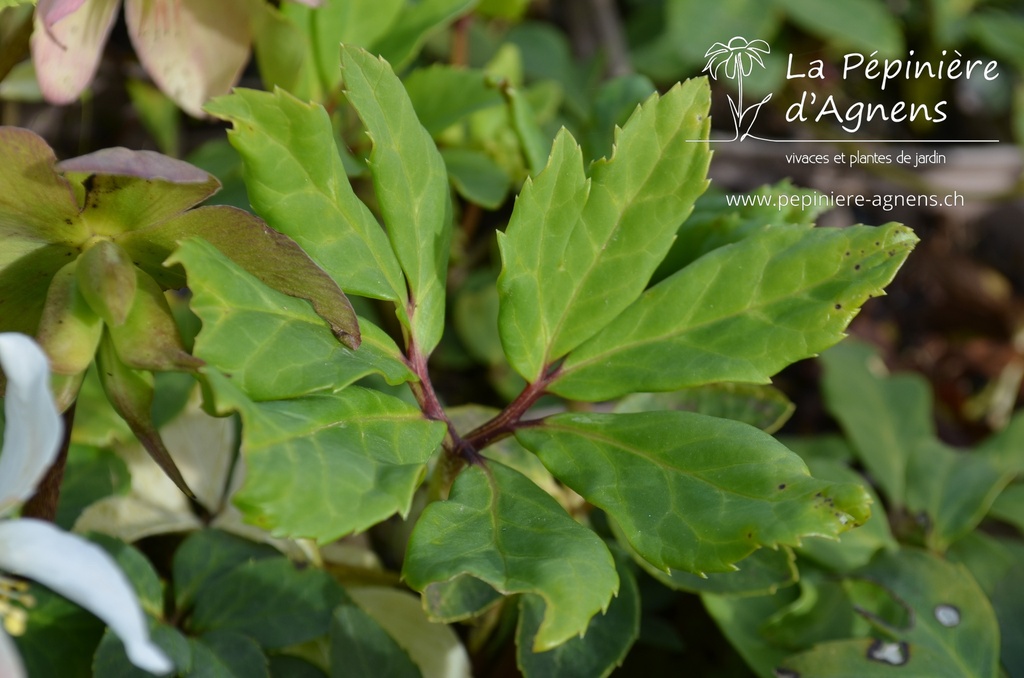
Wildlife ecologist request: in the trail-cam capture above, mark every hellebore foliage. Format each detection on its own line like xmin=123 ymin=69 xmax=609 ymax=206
xmin=0 ymin=40 xmax=920 ymax=678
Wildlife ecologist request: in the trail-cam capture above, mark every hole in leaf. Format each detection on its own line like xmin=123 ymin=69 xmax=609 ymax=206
xmin=934 ymin=604 xmax=960 ymax=627
xmin=867 ymin=640 xmax=909 ymax=666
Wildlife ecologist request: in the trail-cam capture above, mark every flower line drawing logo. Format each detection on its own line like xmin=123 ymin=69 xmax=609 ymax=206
xmin=704 ymin=37 xmax=773 ymax=141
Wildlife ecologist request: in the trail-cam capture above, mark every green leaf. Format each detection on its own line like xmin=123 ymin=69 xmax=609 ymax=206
xmin=341 ymin=45 xmax=452 ymax=354
xmin=338 ymin=587 xmax=472 ymax=678
xmin=497 ymin=78 xmax=711 ymax=382
xmin=905 ymin=439 xmax=1013 ymax=552
xmin=793 ymin=456 xmax=897 ymax=573
xmin=441 ymin=147 xmax=512 ymax=210
xmin=306 ymin=0 xmax=403 ymax=91
xmin=517 ymin=411 xmax=871 ymax=574
xmin=653 ymin=181 xmax=823 ymax=282
xmin=977 ymin=409 xmax=1024 ymax=475
xmin=172 ymin=530 xmax=281 ymax=613
xmin=270 ymin=656 xmax=326 ymax=678
xmin=777 ymin=550 xmax=1000 ymax=678
xmin=190 ymin=558 xmax=344 ymax=649
xmin=404 ymin=65 xmax=503 ymax=136
xmin=190 ymin=631 xmax=269 ymax=678
xmin=820 ymin=340 xmax=930 ymax=508
xmin=404 ymin=462 xmax=618 ymax=651
xmin=516 ymin=554 xmax=640 ymax=678
xmin=253 ymin=4 xmax=316 ymax=100
xmin=373 ymin=0 xmax=476 ymax=71
xmin=614 ymin=517 xmax=798 ymax=595
xmin=614 ymin=382 xmax=795 ymax=435
xmin=990 ymin=482 xmax=1024 ymax=532
xmin=551 ymin=223 xmax=917 ymax=401
xmin=15 ymin=583 xmax=105 ymax=678
xmin=702 ymin=588 xmax=797 ymax=678
xmin=205 ymin=88 xmax=407 ymax=305
xmin=330 ymin=602 xmax=421 ymax=678
xmin=205 ymin=370 xmax=446 ymax=542
xmin=93 ymin=623 xmax=190 ymax=678
xmin=772 ymin=0 xmax=903 ymax=56
xmin=170 ymin=238 xmax=412 ymax=403
xmin=125 ymin=79 xmax=180 ymax=157
xmin=55 ymin=444 xmax=129 ymax=530
xmin=582 ymin=74 xmax=656 ymax=162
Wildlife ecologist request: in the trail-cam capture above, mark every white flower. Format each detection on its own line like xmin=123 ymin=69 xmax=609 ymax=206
xmin=0 ymin=333 xmax=173 ymax=676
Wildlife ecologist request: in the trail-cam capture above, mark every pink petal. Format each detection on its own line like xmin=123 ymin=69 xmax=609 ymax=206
xmin=58 ymin=147 xmax=213 ymax=184
xmin=125 ymin=0 xmax=254 ymax=118
xmin=37 ymin=0 xmax=90 ymax=31
xmin=30 ymin=0 xmax=121 ymax=105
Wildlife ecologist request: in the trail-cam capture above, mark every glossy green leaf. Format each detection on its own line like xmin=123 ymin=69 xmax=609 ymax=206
xmin=373 ymin=0 xmax=476 ymax=71
xmin=342 ymin=587 xmax=472 ymax=678
xmin=990 ymin=482 xmax=1024 ymax=531
xmin=613 ymin=517 xmax=798 ymax=596
xmin=614 ymin=382 xmax=795 ymax=434
xmin=516 ymin=553 xmax=640 ymax=678
xmin=758 ymin=570 xmax=860 ymax=651
xmin=404 ymin=65 xmax=503 ymax=136
xmin=253 ymin=4 xmax=315 ymax=99
xmin=92 ymin=623 xmax=190 ymax=678
xmin=170 ymin=238 xmax=411 ymax=403
xmin=15 ymin=583 xmax=104 ymax=678
xmin=777 ymin=550 xmax=1000 ymax=678
xmin=418 ymin=574 xmax=504 ymax=624
xmin=270 ymin=656 xmax=326 ymax=678
xmin=341 ymin=45 xmax=452 ymax=354
xmin=190 ymin=558 xmax=344 ymax=649
xmin=702 ymin=588 xmax=797 ymax=678
xmin=654 ymin=180 xmax=823 ymax=282
xmin=517 ymin=411 xmax=871 ymax=574
xmin=820 ymin=340 xmax=931 ymax=507
xmin=582 ymin=74 xmax=656 ymax=162
xmin=772 ymin=0 xmax=903 ymax=55
xmin=205 ymin=370 xmax=445 ymax=542
xmin=205 ymin=88 xmax=407 ymax=304
xmin=905 ymin=439 xmax=1013 ymax=552
xmin=404 ymin=462 xmax=618 ymax=651
xmin=172 ymin=529 xmax=281 ymax=613
xmin=497 ymin=79 xmax=711 ymax=382
xmin=54 ymin=444 xmax=129 ymax=530
xmin=190 ymin=631 xmax=269 ymax=678
xmin=330 ymin=601 xmax=421 ymax=678
xmin=794 ymin=457 xmax=896 ymax=573
xmin=552 ymin=223 xmax=917 ymax=401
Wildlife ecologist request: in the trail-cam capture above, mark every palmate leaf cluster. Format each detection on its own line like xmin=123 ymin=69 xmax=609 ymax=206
xmin=164 ymin=44 xmax=914 ymax=674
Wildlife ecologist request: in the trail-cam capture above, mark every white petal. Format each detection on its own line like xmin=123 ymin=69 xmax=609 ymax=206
xmin=0 ymin=519 xmax=173 ymax=675
xmin=0 ymin=334 xmax=62 ymax=515
xmin=37 ymin=0 xmax=90 ymax=30
xmin=0 ymin=630 xmax=26 ymax=678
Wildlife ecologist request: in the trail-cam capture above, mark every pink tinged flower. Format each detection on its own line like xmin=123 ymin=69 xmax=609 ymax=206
xmin=124 ymin=0 xmax=254 ymax=118
xmin=31 ymin=0 xmax=256 ymax=118
xmin=0 ymin=333 xmax=173 ymax=676
xmin=31 ymin=0 xmax=120 ymax=106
